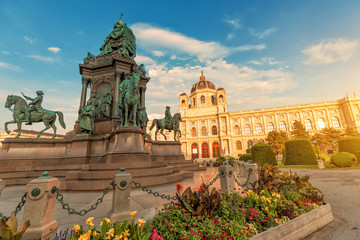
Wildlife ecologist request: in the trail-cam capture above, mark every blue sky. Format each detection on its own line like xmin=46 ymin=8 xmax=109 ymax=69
xmin=1 ymin=0 xmax=360 ymax=134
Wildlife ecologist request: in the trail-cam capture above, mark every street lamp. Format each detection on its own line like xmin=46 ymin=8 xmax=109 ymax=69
xmin=312 ymin=139 xmax=320 ymax=160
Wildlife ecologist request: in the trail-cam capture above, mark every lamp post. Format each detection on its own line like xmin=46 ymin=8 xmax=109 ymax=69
xmin=312 ymin=139 xmax=320 ymax=160
xmin=312 ymin=139 xmax=325 ymax=169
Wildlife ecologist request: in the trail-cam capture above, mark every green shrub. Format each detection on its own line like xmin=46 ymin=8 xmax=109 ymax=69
xmin=246 ymin=148 xmax=252 ymax=154
xmin=227 ymin=156 xmax=235 ymax=165
xmin=251 ymin=142 xmax=277 ymax=166
xmin=338 ymin=136 xmax=360 ymax=160
xmin=215 ymin=156 xmax=226 ymax=165
xmin=319 ymin=153 xmax=330 ymax=162
xmin=330 ymin=152 xmax=358 ymax=167
xmin=284 ymin=138 xmax=317 ymax=165
xmin=239 ymin=153 xmax=251 ymax=162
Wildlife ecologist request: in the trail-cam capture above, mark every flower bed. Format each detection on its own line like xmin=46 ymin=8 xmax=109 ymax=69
xmin=53 ymin=164 xmax=329 ymax=240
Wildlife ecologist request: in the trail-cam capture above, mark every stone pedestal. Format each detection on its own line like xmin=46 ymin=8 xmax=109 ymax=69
xmin=0 ymin=179 xmax=5 ymax=196
xmin=244 ymin=162 xmax=259 ymax=188
xmin=151 ymin=141 xmax=185 ymax=162
xmin=110 ymin=168 xmax=132 ymax=222
xmin=108 ymin=127 xmax=146 ymax=154
xmin=317 ymin=159 xmax=325 ymax=169
xmin=219 ymin=161 xmax=235 ymax=193
xmin=22 ymin=173 xmax=60 ymax=240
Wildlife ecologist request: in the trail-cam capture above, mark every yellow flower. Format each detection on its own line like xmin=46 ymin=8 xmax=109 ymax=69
xmin=123 ymin=229 xmax=130 ymax=237
xmin=101 ymin=217 xmax=111 ymax=226
xmin=247 ymin=189 xmax=253 ymax=194
xmin=114 ymin=234 xmax=123 ymax=240
xmin=72 ymin=224 xmax=81 ymax=233
xmin=130 ymin=211 xmax=137 ymax=217
xmin=271 ymin=192 xmax=277 ymax=197
xmin=92 ymin=231 xmax=100 ymax=237
xmin=138 ymin=218 xmax=146 ymax=229
xmin=265 ymin=206 xmax=269 ymax=212
xmin=86 ymin=217 xmax=94 ymax=228
xmin=106 ymin=228 xmax=115 ymax=240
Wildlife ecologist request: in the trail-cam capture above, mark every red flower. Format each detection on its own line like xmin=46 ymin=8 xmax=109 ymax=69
xmin=182 ymin=209 xmax=186 ymax=213
xmin=176 ymin=183 xmax=184 ymax=193
xmin=170 ymin=228 xmax=174 ymax=232
xmin=193 ymin=223 xmax=197 ymax=227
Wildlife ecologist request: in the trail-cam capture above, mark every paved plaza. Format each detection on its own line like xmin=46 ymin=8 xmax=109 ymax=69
xmin=1 ymin=167 xmax=360 ymax=239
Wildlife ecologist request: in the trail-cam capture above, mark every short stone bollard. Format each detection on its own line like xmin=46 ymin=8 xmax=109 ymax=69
xmin=219 ymin=161 xmax=236 ymax=193
xmin=317 ymin=159 xmax=325 ymax=169
xmin=22 ymin=171 xmax=60 ymax=240
xmin=110 ymin=168 xmax=132 ymax=222
xmin=0 ymin=179 xmax=5 ymax=197
xmin=244 ymin=161 xmax=259 ymax=188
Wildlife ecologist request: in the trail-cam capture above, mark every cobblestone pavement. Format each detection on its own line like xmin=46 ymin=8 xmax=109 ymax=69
xmin=0 ymin=168 xmax=359 ymax=239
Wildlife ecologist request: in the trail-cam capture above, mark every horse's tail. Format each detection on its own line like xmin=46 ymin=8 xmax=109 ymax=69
xmin=150 ymin=119 xmax=157 ymax=131
xmin=56 ymin=111 xmax=66 ymax=129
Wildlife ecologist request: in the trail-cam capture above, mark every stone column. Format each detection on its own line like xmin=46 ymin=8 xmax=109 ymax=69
xmin=244 ymin=162 xmax=259 ymax=188
xmin=0 ymin=179 xmax=5 ymax=197
xmin=80 ymin=78 xmax=89 ymax=109
xmin=219 ymin=161 xmax=235 ymax=193
xmin=113 ymin=72 xmax=121 ymax=117
xmin=110 ymin=168 xmax=132 ymax=222
xmin=140 ymin=87 xmax=147 ymax=108
xmin=22 ymin=172 xmax=60 ymax=240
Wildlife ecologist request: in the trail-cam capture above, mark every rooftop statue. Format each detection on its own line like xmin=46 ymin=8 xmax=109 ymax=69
xmin=99 ymin=14 xmax=136 ymax=59
xmin=119 ymin=72 xmax=140 ymax=127
xmin=149 ymin=106 xmax=182 ymax=141
xmin=83 ymin=52 xmax=95 ymax=64
xmin=4 ymin=91 xmax=66 ymax=138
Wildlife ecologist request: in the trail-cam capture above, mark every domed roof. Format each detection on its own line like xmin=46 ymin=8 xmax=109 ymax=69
xmin=180 ymin=92 xmax=187 ymax=96
xmin=190 ymin=71 xmax=216 ymax=93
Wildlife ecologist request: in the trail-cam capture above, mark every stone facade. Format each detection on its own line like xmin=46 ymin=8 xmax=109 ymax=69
xmin=150 ymin=72 xmax=360 ymax=160
xmin=0 ymin=130 xmax=64 ymax=148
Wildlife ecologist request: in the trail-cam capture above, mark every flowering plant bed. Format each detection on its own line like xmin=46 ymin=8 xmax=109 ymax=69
xmin=53 ymin=164 xmax=330 ymax=240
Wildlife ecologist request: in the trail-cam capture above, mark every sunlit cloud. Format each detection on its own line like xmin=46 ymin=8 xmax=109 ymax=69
xmin=151 ymin=50 xmax=164 ymax=57
xmin=48 ymin=47 xmax=61 ymax=53
xmin=248 ymin=57 xmax=281 ymax=65
xmin=135 ymin=55 xmax=156 ymax=65
xmin=249 ymin=27 xmax=277 ymax=39
xmin=302 ymin=38 xmax=358 ymax=65
xmin=0 ymin=61 xmax=22 ymax=71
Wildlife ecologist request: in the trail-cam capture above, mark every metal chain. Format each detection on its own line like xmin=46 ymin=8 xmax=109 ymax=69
xmin=132 ymin=180 xmax=177 ymax=200
xmin=51 ymin=181 xmax=114 ymax=216
xmin=234 ymin=169 xmax=253 ymax=188
xmin=206 ymin=173 xmax=220 ymax=188
xmin=0 ymin=192 xmax=27 ymax=221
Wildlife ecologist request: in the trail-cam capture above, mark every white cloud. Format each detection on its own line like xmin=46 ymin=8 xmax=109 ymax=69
xmin=226 ymin=33 xmax=235 ymax=40
xmin=2 ymin=51 xmax=10 ymax=55
xmin=135 ymin=55 xmax=156 ymax=65
xmin=131 ymin=23 xmax=265 ymax=60
xmin=151 ymin=50 xmax=164 ymax=57
xmin=223 ymin=17 xmax=242 ymax=29
xmin=148 ymin=113 xmax=164 ymax=120
xmin=249 ymin=27 xmax=277 ymax=39
xmin=48 ymin=47 xmax=61 ymax=53
xmin=248 ymin=57 xmax=281 ymax=65
xmin=24 ymin=36 xmax=36 ymax=44
xmin=28 ymin=55 xmax=56 ymax=63
xmin=302 ymin=38 xmax=359 ymax=65
xmin=0 ymin=61 xmax=22 ymax=71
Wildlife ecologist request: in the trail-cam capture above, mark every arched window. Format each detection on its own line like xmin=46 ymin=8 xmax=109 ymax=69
xmin=236 ymin=141 xmax=242 ymax=150
xmin=181 ymin=100 xmax=186 ymax=107
xmin=191 ymin=143 xmax=199 ymax=159
xmin=256 ymin=123 xmax=263 ymax=134
xmin=305 ymin=119 xmax=312 ymax=130
xmin=259 ymin=139 xmax=265 ymax=143
xmin=202 ymin=143 xmax=209 ymax=158
xmin=191 ymin=127 xmax=197 ymax=137
xmin=219 ymin=95 xmax=224 ymax=102
xmin=201 ymin=126 xmax=207 ymax=136
xmin=268 ymin=122 xmax=274 ymax=132
xmin=332 ymin=117 xmax=340 ymax=128
xmin=233 ymin=125 xmax=240 ymax=135
xmin=279 ymin=121 xmax=287 ymax=132
xmin=193 ymin=98 xmax=196 ymax=106
xmin=212 ymin=126 xmax=217 ymax=135
xmin=211 ymin=95 xmax=216 ymax=105
xmin=317 ymin=118 xmax=326 ymax=129
xmin=200 ymin=95 xmax=205 ymax=104
xmin=212 ymin=142 xmax=220 ymax=157
xmin=244 ymin=124 xmax=251 ymax=135
xmin=248 ymin=140 xmax=253 ymax=148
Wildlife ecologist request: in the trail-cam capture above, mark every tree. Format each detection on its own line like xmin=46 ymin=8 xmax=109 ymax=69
xmin=291 ymin=120 xmax=310 ymax=139
xmin=312 ymin=127 xmax=342 ymax=153
xmin=266 ymin=130 xmax=289 ymax=158
xmin=343 ymin=127 xmax=360 ymax=137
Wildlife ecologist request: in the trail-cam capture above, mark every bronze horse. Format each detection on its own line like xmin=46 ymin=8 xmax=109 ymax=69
xmin=4 ymin=95 xmax=66 ymax=138
xmin=150 ymin=113 xmax=182 ymax=141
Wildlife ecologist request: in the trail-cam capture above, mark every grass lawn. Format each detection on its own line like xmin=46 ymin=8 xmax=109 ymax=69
xmin=277 ymin=161 xmax=360 ymax=170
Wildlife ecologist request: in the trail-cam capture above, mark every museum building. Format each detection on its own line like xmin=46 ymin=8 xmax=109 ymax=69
xmin=176 ymin=71 xmax=360 ymax=160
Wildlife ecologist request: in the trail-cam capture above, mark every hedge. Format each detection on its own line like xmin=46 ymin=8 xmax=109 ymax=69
xmin=239 ymin=153 xmax=251 ymax=162
xmin=284 ymin=138 xmax=317 ymax=165
xmin=330 ymin=152 xmax=358 ymax=167
xmin=251 ymin=142 xmax=277 ymax=166
xmin=338 ymin=136 xmax=360 ymax=160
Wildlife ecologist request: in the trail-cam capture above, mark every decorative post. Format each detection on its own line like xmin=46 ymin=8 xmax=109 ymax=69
xmin=218 ymin=160 xmax=235 ymax=193
xmin=0 ymin=179 xmax=5 ymax=197
xmin=140 ymin=87 xmax=146 ymax=108
xmin=110 ymin=168 xmax=132 ymax=222
xmin=22 ymin=171 xmax=60 ymax=240
xmin=235 ymin=160 xmax=246 ymax=178
xmin=80 ymin=78 xmax=89 ymax=109
xmin=113 ymin=71 xmax=121 ymax=117
xmin=244 ymin=161 xmax=259 ymax=188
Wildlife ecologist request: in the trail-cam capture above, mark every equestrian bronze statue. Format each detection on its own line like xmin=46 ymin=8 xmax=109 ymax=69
xmin=150 ymin=106 xmax=182 ymax=141
xmin=4 ymin=92 xmax=66 ymax=138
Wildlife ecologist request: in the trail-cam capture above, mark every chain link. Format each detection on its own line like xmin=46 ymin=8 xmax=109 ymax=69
xmin=206 ymin=173 xmax=220 ymax=188
xmin=0 ymin=192 xmax=27 ymax=221
xmin=132 ymin=180 xmax=177 ymax=200
xmin=234 ymin=169 xmax=253 ymax=188
xmin=51 ymin=181 xmax=114 ymax=216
